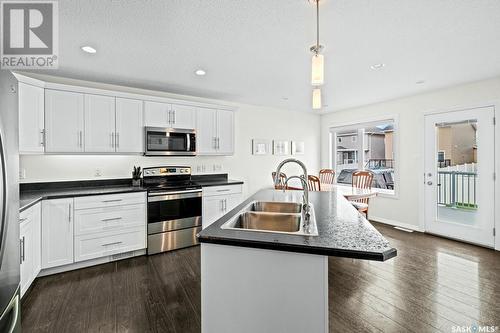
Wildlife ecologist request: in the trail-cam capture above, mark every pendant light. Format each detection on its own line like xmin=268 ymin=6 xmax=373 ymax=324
xmin=310 ymin=0 xmax=324 ymax=86
xmin=312 ymin=88 xmax=322 ymax=109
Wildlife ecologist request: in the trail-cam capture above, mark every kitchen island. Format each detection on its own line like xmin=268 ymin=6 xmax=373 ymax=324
xmin=197 ymin=188 xmax=396 ymax=333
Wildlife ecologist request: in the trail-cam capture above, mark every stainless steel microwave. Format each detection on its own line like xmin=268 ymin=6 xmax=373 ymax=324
xmin=144 ymin=127 xmax=196 ymax=156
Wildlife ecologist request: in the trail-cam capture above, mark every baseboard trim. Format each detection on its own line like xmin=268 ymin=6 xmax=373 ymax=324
xmin=369 ymin=216 xmax=424 ymax=232
xmin=38 ymin=249 xmax=146 ymax=277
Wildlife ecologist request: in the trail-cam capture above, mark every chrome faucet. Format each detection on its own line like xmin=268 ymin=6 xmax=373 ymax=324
xmin=274 ymin=159 xmax=311 ymax=229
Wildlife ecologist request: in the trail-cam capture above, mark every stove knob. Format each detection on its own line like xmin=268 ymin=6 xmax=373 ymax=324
xmin=180 ymin=169 xmax=185 ymax=173
xmin=184 ymin=168 xmax=190 ymax=173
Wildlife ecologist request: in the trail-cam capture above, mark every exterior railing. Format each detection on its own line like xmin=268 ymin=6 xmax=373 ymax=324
xmin=365 ymin=159 xmax=394 ymax=169
xmin=437 ymin=171 xmax=477 ymax=209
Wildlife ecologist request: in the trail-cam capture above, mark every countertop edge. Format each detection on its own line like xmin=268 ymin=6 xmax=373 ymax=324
xmin=197 ymin=235 xmax=396 ymax=262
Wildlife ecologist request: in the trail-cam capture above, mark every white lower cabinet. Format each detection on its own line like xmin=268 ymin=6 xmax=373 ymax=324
xmin=202 ymin=185 xmax=243 ymax=229
xmin=73 ymin=192 xmax=146 ymax=263
xmin=19 ymin=203 xmax=41 ymax=297
xmin=74 ymin=227 xmax=146 ymax=262
xmin=41 ymin=198 xmax=74 ymax=269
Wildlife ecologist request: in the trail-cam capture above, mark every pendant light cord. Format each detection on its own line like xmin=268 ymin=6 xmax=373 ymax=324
xmin=316 ymin=0 xmax=320 ymax=53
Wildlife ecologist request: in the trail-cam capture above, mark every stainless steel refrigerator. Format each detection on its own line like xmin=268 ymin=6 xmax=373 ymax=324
xmin=0 ymin=70 xmax=21 ymax=332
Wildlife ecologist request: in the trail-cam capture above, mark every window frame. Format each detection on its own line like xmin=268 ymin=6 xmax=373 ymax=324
xmin=329 ymin=115 xmax=399 ymax=199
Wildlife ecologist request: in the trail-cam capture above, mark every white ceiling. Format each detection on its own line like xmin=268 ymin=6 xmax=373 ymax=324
xmin=36 ymin=0 xmax=500 ymax=113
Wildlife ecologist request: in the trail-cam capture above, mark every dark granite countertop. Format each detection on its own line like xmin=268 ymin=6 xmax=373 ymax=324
xmin=20 ymin=174 xmax=244 ymax=212
xmin=20 ymin=185 xmax=146 ymax=212
xmin=197 ymin=188 xmax=397 ymax=261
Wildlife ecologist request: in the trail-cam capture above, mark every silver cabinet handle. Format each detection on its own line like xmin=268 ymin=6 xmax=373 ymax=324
xmin=216 ymin=137 xmax=220 ymax=150
xmin=220 ymin=199 xmax=224 ymax=212
xmin=101 ymin=241 xmax=123 ymax=247
xmin=79 ymin=130 xmax=83 ymax=148
xmin=116 ymin=132 xmax=119 ymax=148
xmin=111 ymin=132 xmax=114 ymax=148
xmin=217 ymin=189 xmax=230 ymax=192
xmin=40 ymin=129 xmax=45 ymax=146
xmin=167 ymin=110 xmax=171 ymax=124
xmin=68 ymin=203 xmax=71 ymax=222
xmin=103 ymin=198 xmax=123 ymax=202
xmin=172 ymin=110 xmax=176 ymax=124
xmin=20 ymin=237 xmax=25 ymax=263
xmin=101 ymin=217 xmax=122 ymax=222
xmin=213 ymin=137 xmax=217 ymax=149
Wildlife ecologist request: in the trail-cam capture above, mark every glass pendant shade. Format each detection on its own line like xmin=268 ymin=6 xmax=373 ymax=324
xmin=311 ymin=53 xmax=324 ymax=85
xmin=312 ymin=88 xmax=322 ymax=109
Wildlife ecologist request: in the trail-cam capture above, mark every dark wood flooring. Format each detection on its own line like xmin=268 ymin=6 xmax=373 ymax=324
xmin=22 ymin=222 xmax=500 ymax=333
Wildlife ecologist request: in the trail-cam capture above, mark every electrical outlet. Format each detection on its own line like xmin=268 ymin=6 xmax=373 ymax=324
xmin=19 ymin=168 xmax=26 ymax=179
xmin=94 ymin=169 xmax=102 ymax=177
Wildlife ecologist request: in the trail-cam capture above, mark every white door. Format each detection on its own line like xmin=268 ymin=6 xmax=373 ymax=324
xmin=45 ymin=90 xmax=84 ymax=152
xmin=18 ymin=83 xmax=45 ymax=153
xmin=116 ymin=98 xmax=144 ymax=153
xmin=42 ymin=198 xmax=74 ymax=268
xmin=424 ymin=106 xmax=495 ymax=247
xmin=217 ymin=110 xmax=234 ymax=155
xmin=20 ymin=216 xmax=34 ymax=296
xmin=170 ymin=104 xmax=196 ymax=129
xmin=197 ymin=108 xmax=217 ymax=154
xmin=202 ymin=196 xmax=225 ymax=229
xmin=84 ymin=94 xmax=116 ymax=152
xmin=144 ymin=101 xmax=170 ymax=127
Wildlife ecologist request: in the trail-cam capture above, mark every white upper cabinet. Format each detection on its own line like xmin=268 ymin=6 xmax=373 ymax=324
xmin=45 ymin=89 xmax=85 ymax=153
xmin=217 ymin=110 xmax=234 ymax=155
xmin=115 ymin=98 xmax=144 ymax=153
xmin=196 ymin=108 xmax=217 ymax=154
xmin=144 ymin=101 xmax=170 ymax=128
xmin=18 ymin=83 xmax=45 ymax=154
xmin=170 ymin=104 xmax=195 ymax=129
xmin=84 ymin=94 xmax=116 ymax=153
xmin=196 ymin=108 xmax=234 ymax=155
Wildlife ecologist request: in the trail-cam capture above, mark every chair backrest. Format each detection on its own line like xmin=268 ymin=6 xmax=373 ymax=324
xmin=352 ymin=170 xmax=374 ymax=204
xmin=272 ymin=171 xmax=287 ymax=189
xmin=307 ymin=175 xmax=321 ymax=191
xmin=319 ymin=169 xmax=335 ymax=184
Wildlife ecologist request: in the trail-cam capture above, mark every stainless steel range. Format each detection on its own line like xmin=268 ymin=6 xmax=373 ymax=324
xmin=143 ymin=166 xmax=202 ymax=255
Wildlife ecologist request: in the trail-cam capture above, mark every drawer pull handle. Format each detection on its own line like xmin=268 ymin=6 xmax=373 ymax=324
xmin=216 ymin=189 xmax=231 ymax=192
xmin=101 ymin=241 xmax=123 ymax=247
xmin=101 ymin=217 xmax=122 ymax=222
xmin=102 ymin=199 xmax=123 ymax=203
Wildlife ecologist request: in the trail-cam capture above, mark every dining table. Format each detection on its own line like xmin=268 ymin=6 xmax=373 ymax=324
xmin=320 ymin=184 xmax=378 ymax=201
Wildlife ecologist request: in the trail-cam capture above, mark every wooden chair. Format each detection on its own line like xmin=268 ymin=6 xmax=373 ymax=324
xmin=272 ymin=172 xmax=287 ymax=190
xmin=351 ymin=170 xmax=374 ymax=218
xmin=307 ymin=175 xmax=321 ymax=191
xmin=319 ymin=169 xmax=335 ymax=184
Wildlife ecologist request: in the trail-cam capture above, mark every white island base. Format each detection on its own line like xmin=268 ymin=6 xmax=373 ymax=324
xmin=201 ymin=243 xmax=328 ymax=333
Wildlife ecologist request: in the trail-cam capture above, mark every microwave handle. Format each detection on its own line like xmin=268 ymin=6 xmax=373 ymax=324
xmin=186 ymin=133 xmax=191 ymax=152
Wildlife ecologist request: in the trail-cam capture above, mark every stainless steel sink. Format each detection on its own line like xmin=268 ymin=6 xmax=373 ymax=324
xmin=250 ymin=201 xmax=302 ymax=214
xmin=233 ymin=211 xmax=301 ymax=232
xmin=221 ymin=200 xmax=318 ymax=236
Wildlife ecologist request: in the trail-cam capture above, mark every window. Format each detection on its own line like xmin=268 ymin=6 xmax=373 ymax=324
xmin=330 ymin=119 xmax=396 ymax=195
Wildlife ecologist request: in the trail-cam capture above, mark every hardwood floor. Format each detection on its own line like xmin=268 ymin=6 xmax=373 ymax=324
xmin=22 ymin=222 xmax=500 ymax=333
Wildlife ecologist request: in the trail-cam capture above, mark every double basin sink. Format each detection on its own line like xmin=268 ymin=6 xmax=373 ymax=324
xmin=221 ymin=201 xmax=318 ymax=236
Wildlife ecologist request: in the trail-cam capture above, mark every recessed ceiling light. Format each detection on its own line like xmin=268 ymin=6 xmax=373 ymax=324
xmin=195 ymin=69 xmax=206 ymax=76
xmin=81 ymin=46 xmax=96 ymax=54
xmin=416 ymin=80 xmax=425 ymax=84
xmin=370 ymin=63 xmax=385 ymax=70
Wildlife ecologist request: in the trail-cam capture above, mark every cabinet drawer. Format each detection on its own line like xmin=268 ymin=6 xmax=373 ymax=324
xmin=74 ymin=204 xmax=146 ymax=236
xmin=74 ymin=227 xmax=146 ymax=262
xmin=203 ymin=184 xmax=242 ymax=197
xmin=74 ymin=192 xmax=146 ymax=210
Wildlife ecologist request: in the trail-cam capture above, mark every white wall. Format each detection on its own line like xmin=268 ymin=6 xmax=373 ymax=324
xmin=21 ymin=102 xmax=321 ymax=199
xmin=320 ymin=76 xmax=500 ymax=230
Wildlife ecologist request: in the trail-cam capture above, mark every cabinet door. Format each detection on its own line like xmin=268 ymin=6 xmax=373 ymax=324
xmin=18 ymin=83 xmax=44 ymax=153
xmin=202 ymin=195 xmax=225 ymax=229
xmin=20 ymin=217 xmax=34 ymax=296
xmin=171 ymin=104 xmax=195 ymax=129
xmin=144 ymin=101 xmax=170 ymax=127
xmin=31 ymin=203 xmax=42 ymax=276
xmin=41 ymin=198 xmax=74 ymax=269
xmin=225 ymin=193 xmax=243 ymax=212
xmin=45 ymin=90 xmax=84 ymax=152
xmin=217 ymin=110 xmax=234 ymax=155
xmin=116 ymin=98 xmax=144 ymax=153
xmin=196 ymin=108 xmax=217 ymax=154
xmin=84 ymin=94 xmax=116 ymax=152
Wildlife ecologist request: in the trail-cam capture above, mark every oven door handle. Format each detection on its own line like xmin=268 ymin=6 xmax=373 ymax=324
xmin=148 ymin=190 xmax=202 ymax=202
